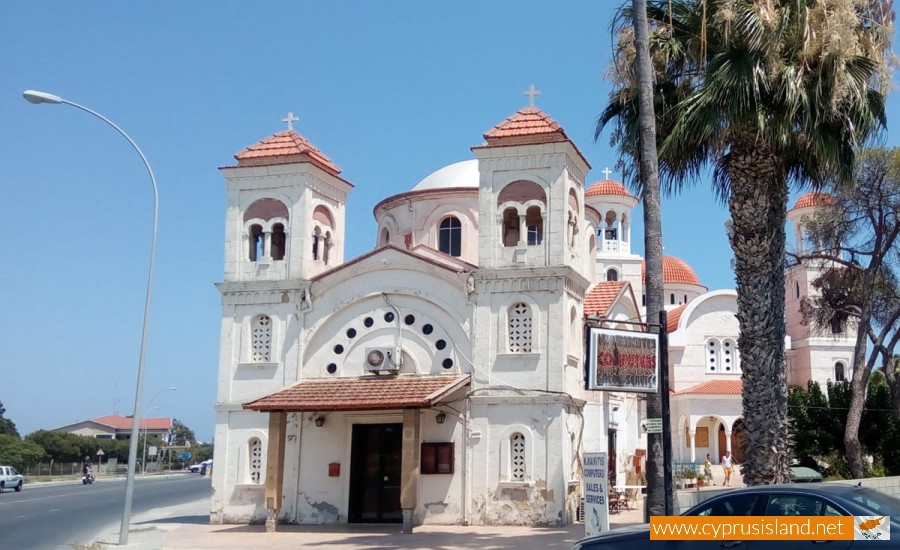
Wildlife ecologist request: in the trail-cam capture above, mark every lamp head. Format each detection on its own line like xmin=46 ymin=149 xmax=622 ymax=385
xmin=23 ymin=90 xmax=62 ymax=104
xmin=315 ymin=416 xmax=325 ymax=428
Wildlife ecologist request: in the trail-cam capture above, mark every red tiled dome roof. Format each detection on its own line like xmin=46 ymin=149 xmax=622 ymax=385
xmin=790 ymin=192 xmax=836 ymax=212
xmin=585 ymin=179 xmax=637 ymax=200
xmin=641 ymin=256 xmax=701 ymax=286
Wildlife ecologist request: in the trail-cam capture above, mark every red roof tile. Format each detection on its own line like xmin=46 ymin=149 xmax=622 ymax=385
xmin=476 ymin=107 xmax=591 ymax=168
xmin=243 ymin=374 xmax=470 ymax=412
xmin=641 ymin=256 xmax=702 ymax=286
xmin=666 ymin=303 xmax=688 ymax=333
xmin=584 ymin=281 xmax=626 ymax=318
xmin=790 ymin=192 xmax=836 ymax=212
xmin=233 ymin=130 xmax=341 ymax=175
xmin=93 ymin=415 xmax=172 ymax=430
xmin=674 ymin=379 xmax=742 ymax=395
xmin=585 ymin=179 xmax=637 ymax=200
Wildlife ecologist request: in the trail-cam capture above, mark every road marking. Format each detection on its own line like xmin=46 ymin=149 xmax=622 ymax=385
xmin=14 ymin=515 xmax=25 ymax=519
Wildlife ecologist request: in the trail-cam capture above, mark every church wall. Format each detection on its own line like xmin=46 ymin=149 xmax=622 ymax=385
xmin=467 ymin=400 xmax=572 ymax=526
xmin=669 ymin=294 xmax=741 ymax=390
xmin=210 ymin=408 xmax=270 ymax=524
xmin=375 ymin=194 xmax=479 ymax=264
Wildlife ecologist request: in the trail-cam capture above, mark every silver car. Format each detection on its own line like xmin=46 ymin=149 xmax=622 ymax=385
xmin=0 ymin=465 xmax=24 ymax=493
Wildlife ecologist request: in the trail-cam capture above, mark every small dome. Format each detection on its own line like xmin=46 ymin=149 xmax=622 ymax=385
xmin=585 ymin=179 xmax=636 ymax=200
xmin=641 ymin=256 xmax=701 ymax=286
xmin=411 ymin=160 xmax=479 ymax=191
xmin=791 ymin=192 xmax=836 ymax=212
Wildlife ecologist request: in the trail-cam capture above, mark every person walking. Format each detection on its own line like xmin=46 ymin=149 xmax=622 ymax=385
xmin=704 ymin=453 xmax=715 ymax=486
xmin=721 ymin=451 xmax=734 ymax=486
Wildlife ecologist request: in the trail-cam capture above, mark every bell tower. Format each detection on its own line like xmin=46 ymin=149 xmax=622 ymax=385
xmin=219 ymin=114 xmax=353 ymax=283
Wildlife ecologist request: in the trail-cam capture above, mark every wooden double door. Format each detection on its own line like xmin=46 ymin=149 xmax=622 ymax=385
xmin=348 ymin=423 xmax=403 ymax=523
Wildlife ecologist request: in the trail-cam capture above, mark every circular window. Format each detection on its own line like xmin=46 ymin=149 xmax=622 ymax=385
xmin=326 ymin=363 xmax=337 ymax=374
xmin=435 ymin=339 xmax=447 ymax=350
xmin=333 ymin=344 xmax=344 ymax=354
xmin=404 ymin=314 xmax=415 ymax=325
xmin=346 ymin=328 xmax=357 ymax=339
xmin=384 ymin=311 xmax=395 ymax=323
xmin=367 ymin=349 xmax=385 ymax=368
xmin=422 ymin=324 xmax=434 ymax=335
xmin=364 ymin=317 xmax=374 ymax=328
xmin=442 ymin=358 xmax=453 ymax=369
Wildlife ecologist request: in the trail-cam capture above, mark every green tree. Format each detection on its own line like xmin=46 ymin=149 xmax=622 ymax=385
xmin=0 ymin=434 xmax=45 ymax=471
xmin=599 ymin=0 xmax=892 ymax=485
xmin=0 ymin=401 xmax=19 ymax=437
xmin=169 ymin=419 xmax=197 ymax=446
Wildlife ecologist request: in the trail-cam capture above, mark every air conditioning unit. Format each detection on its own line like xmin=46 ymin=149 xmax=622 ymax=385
xmin=364 ymin=346 xmax=401 ymax=373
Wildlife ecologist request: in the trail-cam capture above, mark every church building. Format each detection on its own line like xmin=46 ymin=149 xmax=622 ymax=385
xmin=209 ymin=96 xmax=853 ymax=529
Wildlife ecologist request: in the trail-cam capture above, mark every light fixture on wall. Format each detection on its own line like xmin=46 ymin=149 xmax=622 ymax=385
xmin=315 ymin=416 xmax=325 ymax=427
xmin=435 ymin=411 xmax=447 ymax=424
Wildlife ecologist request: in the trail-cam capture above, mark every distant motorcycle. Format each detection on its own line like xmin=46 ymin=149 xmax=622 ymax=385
xmin=82 ymin=472 xmax=95 ymax=485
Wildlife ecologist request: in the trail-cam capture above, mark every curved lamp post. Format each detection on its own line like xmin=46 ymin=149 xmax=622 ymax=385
xmin=23 ymin=89 xmax=158 ymax=546
xmin=141 ymin=387 xmax=176 ymax=474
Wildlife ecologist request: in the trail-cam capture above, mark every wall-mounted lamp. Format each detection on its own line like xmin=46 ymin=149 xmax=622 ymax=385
xmin=315 ymin=416 xmax=325 ymax=427
xmin=709 ymin=416 xmax=715 ymax=423
xmin=435 ymin=411 xmax=447 ymax=424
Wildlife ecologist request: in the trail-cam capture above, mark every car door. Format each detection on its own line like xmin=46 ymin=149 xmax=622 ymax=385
xmin=746 ymin=494 xmax=854 ymax=550
xmin=658 ymin=493 xmax=761 ymax=550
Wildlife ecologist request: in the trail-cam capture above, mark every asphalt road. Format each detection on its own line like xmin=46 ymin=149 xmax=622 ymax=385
xmin=0 ymin=474 xmax=211 ymax=549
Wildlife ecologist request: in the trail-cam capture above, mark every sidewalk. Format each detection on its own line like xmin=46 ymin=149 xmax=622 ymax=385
xmin=92 ymin=499 xmax=646 ymax=550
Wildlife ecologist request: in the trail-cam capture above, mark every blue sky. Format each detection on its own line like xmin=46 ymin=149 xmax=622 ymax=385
xmin=2 ymin=2 xmax=898 ymax=442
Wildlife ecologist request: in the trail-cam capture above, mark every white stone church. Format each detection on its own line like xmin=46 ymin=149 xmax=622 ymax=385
xmin=209 ymin=99 xmax=854 ymax=528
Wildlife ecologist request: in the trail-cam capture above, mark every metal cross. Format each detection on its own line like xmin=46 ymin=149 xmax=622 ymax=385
xmin=602 ymin=167 xmax=613 ymax=179
xmin=522 ymin=84 xmax=541 ymax=107
xmin=282 ymin=112 xmax=299 ymax=131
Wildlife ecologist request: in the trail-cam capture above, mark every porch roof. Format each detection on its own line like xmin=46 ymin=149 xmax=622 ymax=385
xmin=673 ymin=379 xmax=742 ymax=395
xmin=242 ymin=374 xmax=471 ymax=412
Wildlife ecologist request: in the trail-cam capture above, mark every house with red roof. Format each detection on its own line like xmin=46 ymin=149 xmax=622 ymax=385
xmin=208 ymin=95 xmax=855 ymax=531
xmin=52 ymin=414 xmax=174 ymax=442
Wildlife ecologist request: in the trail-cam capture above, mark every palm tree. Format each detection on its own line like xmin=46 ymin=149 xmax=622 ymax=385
xmin=598 ymin=0 xmax=891 ymax=485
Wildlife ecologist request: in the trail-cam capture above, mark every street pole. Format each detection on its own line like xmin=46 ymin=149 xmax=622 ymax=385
xmin=659 ymin=310 xmax=674 ymax=515
xmin=22 ymin=90 xmax=158 ymax=546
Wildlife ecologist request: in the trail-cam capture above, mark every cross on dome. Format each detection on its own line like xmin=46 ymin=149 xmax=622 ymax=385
xmin=522 ymin=84 xmax=542 ymax=107
xmin=282 ymin=112 xmax=299 ymax=131
xmin=602 ymin=167 xmax=613 ymax=179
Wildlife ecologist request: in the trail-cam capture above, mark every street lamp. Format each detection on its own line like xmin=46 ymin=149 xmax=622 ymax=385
xmin=23 ymin=89 xmax=158 ymax=546
xmin=141 ymin=387 xmax=176 ymax=474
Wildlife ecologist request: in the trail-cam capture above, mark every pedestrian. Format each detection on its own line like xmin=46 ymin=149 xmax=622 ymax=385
xmin=721 ymin=450 xmax=734 ymax=486
xmin=704 ymin=453 xmax=715 ymax=486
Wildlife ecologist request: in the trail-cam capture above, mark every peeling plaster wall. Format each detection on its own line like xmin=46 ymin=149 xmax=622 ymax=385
xmin=415 ymin=413 xmax=464 ymax=525
xmin=210 ymin=409 xmax=269 ymax=524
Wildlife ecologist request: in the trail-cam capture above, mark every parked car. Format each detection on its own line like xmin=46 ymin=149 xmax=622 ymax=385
xmin=0 ymin=465 xmax=24 ymax=493
xmin=573 ymin=484 xmax=900 ymax=549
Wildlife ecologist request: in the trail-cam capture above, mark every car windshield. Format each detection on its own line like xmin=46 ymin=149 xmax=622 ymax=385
xmin=848 ymin=488 xmax=900 ymax=517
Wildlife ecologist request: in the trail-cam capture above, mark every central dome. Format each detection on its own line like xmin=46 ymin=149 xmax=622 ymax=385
xmin=641 ymin=256 xmax=702 ymax=286
xmin=412 ymin=159 xmax=479 ymax=191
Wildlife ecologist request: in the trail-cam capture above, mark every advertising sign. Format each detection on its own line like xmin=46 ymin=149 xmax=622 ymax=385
xmin=584 ymin=451 xmax=609 ymax=538
xmin=587 ymin=327 xmax=659 ymax=393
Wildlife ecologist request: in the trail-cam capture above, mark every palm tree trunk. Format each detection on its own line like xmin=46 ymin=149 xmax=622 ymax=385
xmin=727 ymin=136 xmax=792 ymax=486
xmin=631 ymin=0 xmax=670 ymax=516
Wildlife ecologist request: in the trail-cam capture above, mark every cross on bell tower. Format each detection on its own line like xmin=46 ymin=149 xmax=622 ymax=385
xmin=522 ymin=84 xmax=541 ymax=107
xmin=282 ymin=112 xmax=299 ymax=131
xmin=602 ymin=167 xmax=613 ymax=179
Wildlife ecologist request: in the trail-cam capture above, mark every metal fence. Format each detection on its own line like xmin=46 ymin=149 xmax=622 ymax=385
xmin=673 ymin=461 xmax=699 ymax=480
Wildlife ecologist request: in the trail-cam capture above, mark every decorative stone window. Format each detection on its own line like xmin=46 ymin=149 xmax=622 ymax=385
xmin=508 ymin=302 xmax=533 ymax=353
xmin=312 ymin=205 xmax=335 ymax=264
xmin=438 ymin=216 xmax=462 ymax=257
xmin=835 ymin=361 xmax=846 ymax=382
xmin=606 ymin=268 xmax=618 ymax=282
xmin=251 ymin=315 xmax=272 ymax=362
xmin=243 ymin=198 xmax=289 ymax=263
xmin=510 ymin=432 xmax=526 ymax=481
xmin=249 ymin=438 xmax=263 ymax=483
xmin=722 ymin=338 xmax=740 ymax=373
xmin=497 ymin=180 xmax=546 ymax=248
xmin=706 ymin=338 xmax=721 ymax=372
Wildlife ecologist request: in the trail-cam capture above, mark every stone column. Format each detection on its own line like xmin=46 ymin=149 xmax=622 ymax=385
xmin=518 ymin=214 xmax=526 ymax=246
xmin=725 ymin=432 xmax=733 ymax=454
xmin=263 ymin=231 xmax=272 ymax=261
xmin=264 ymin=411 xmax=287 ymax=532
xmin=400 ymin=409 xmax=421 ymax=534
xmin=689 ymin=429 xmax=697 ymax=463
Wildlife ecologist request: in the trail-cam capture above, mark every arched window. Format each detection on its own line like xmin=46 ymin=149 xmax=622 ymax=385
xmin=251 ymin=315 xmax=272 ymax=362
xmin=794 ymin=280 xmax=801 ymax=299
xmin=670 ymin=293 xmax=676 ymax=305
xmin=438 ymin=217 xmax=462 ymax=257
xmin=569 ymin=307 xmax=580 ymax=355
xmin=510 ymin=432 xmax=526 ymax=481
xmin=830 ymin=315 xmax=844 ymax=334
xmin=835 ymin=362 xmax=846 ymax=382
xmin=606 ymin=268 xmax=618 ymax=282
xmin=380 ymin=228 xmax=390 ymax=246
xmin=706 ymin=338 xmax=720 ymax=372
xmin=683 ymin=295 xmax=688 ymax=304
xmin=502 ymin=208 xmax=520 ymax=246
xmin=271 ymin=223 xmax=286 ymax=261
xmin=312 ymin=227 xmax=321 ymax=261
xmin=526 ymin=206 xmax=543 ymax=245
xmin=642 ymin=295 xmax=646 ymax=306
xmin=249 ymin=437 xmax=263 ymax=483
xmin=508 ymin=302 xmax=533 ymax=353
xmin=249 ymin=224 xmax=264 ymax=262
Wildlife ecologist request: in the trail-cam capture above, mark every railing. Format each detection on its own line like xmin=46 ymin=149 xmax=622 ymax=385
xmin=674 ymin=461 xmax=700 ymax=480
